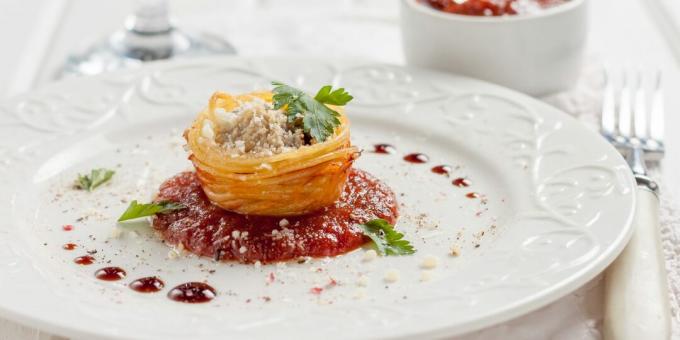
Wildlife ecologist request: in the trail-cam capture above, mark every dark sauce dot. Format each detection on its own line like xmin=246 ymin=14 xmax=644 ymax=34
xmin=74 ymin=255 xmax=94 ymax=265
xmin=62 ymin=243 xmax=77 ymax=250
xmin=62 ymin=224 xmax=74 ymax=231
xmin=453 ymin=178 xmax=471 ymax=187
xmin=403 ymin=153 xmax=429 ymax=163
xmin=466 ymin=192 xmax=480 ymax=199
xmin=431 ymin=165 xmax=452 ymax=176
xmin=373 ymin=144 xmax=396 ymax=154
xmin=130 ymin=277 xmax=165 ymax=293
xmin=167 ymin=282 xmax=217 ymax=303
xmin=94 ymin=267 xmax=126 ymax=281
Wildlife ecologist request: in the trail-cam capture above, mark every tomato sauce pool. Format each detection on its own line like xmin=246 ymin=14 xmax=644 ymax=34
xmin=152 ymin=169 xmax=399 ymax=263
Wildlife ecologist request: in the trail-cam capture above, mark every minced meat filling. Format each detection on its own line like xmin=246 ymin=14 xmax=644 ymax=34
xmin=206 ymin=99 xmax=305 ymax=157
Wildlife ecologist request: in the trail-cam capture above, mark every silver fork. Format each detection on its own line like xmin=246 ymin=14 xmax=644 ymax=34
xmin=601 ymin=70 xmax=666 ymax=160
xmin=601 ymin=70 xmax=670 ymax=340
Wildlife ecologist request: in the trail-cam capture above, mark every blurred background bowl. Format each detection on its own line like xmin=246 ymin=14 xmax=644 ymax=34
xmin=400 ymin=0 xmax=588 ymax=96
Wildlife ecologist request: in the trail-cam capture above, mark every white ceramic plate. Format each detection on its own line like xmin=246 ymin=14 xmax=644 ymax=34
xmin=0 ymin=57 xmax=634 ymax=339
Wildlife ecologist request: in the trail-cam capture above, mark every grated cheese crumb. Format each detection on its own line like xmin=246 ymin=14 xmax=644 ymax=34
xmin=201 ymin=120 xmax=215 ymax=139
xmin=239 ymin=246 xmax=247 ymax=254
xmin=109 ymin=228 xmax=124 ymax=239
xmin=362 ymin=249 xmax=378 ymax=262
xmin=420 ymin=255 xmax=440 ymax=269
xmin=450 ymin=246 xmax=461 ymax=257
xmin=214 ymin=108 xmax=237 ymax=129
xmin=384 ymin=269 xmax=400 ymax=283
xmin=167 ymin=248 xmax=181 ymax=260
xmin=420 ymin=270 xmax=433 ymax=282
xmin=257 ymin=162 xmax=273 ymax=170
xmin=278 ymin=218 xmax=290 ymax=228
xmin=254 ymin=260 xmax=262 ymax=268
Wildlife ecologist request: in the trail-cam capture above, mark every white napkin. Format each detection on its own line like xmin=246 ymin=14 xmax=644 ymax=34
xmin=660 ymin=184 xmax=680 ymax=339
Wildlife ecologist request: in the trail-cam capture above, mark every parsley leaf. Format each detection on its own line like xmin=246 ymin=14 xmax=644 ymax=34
xmin=117 ymin=200 xmax=186 ymax=222
xmin=271 ymin=82 xmax=304 ymax=111
xmin=314 ymin=85 xmax=353 ymax=105
xmin=301 ymin=99 xmax=341 ymax=142
xmin=75 ymin=168 xmax=115 ymax=192
xmin=271 ymin=82 xmax=351 ymax=142
xmin=358 ymin=219 xmax=416 ymax=256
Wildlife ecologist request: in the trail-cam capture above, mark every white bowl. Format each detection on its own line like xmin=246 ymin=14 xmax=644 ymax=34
xmin=400 ymin=0 xmax=588 ymax=96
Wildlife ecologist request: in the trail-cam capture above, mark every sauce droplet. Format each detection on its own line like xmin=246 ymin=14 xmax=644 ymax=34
xmin=94 ymin=267 xmax=127 ymax=281
xmin=62 ymin=243 xmax=77 ymax=250
xmin=62 ymin=224 xmax=74 ymax=231
xmin=431 ymin=165 xmax=452 ymax=176
xmin=453 ymin=178 xmax=471 ymax=187
xmin=403 ymin=153 xmax=429 ymax=164
xmin=74 ymin=255 xmax=94 ymax=265
xmin=130 ymin=277 xmax=165 ymax=293
xmin=466 ymin=192 xmax=480 ymax=199
xmin=167 ymin=282 xmax=217 ymax=303
xmin=373 ymin=144 xmax=396 ymax=154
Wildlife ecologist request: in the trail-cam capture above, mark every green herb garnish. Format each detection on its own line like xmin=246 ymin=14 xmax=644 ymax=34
xmin=271 ymin=82 xmax=353 ymax=143
xmin=75 ymin=168 xmax=115 ymax=192
xmin=313 ymin=85 xmax=354 ymax=105
xmin=358 ymin=219 xmax=415 ymax=256
xmin=117 ymin=200 xmax=185 ymax=222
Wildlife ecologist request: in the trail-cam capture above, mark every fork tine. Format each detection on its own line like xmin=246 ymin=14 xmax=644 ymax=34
xmin=633 ymin=70 xmax=648 ymax=140
xmin=618 ymin=70 xmax=633 ymax=138
xmin=650 ymin=70 xmax=664 ymax=143
xmin=601 ymin=68 xmax=617 ymax=138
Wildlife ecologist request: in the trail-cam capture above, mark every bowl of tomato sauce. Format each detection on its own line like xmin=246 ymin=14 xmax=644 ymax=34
xmin=401 ymin=0 xmax=587 ymax=95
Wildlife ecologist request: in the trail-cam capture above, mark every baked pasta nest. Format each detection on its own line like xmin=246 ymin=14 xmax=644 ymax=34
xmin=185 ymin=91 xmax=360 ymax=216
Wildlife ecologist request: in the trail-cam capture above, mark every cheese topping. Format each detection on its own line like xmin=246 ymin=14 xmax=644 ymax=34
xmin=362 ymin=249 xmax=378 ymax=262
xmin=420 ymin=254 xmax=440 ymax=269
xmin=384 ymin=269 xmax=400 ymax=283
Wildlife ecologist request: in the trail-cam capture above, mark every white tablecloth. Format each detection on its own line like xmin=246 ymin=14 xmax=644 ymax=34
xmin=1 ymin=0 xmax=679 ymax=339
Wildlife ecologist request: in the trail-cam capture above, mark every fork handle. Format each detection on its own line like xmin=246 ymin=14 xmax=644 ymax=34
xmin=603 ymin=187 xmax=670 ymax=340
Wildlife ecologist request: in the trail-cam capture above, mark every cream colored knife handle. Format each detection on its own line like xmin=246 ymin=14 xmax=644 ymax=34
xmin=604 ymin=188 xmax=670 ymax=340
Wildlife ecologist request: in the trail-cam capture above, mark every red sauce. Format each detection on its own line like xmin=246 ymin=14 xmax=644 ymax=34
xmin=62 ymin=243 xmax=77 ymax=250
xmin=453 ymin=177 xmax=471 ymax=187
xmin=424 ymin=0 xmax=567 ymax=16
xmin=62 ymin=224 xmax=74 ymax=231
xmin=94 ymin=267 xmax=126 ymax=281
xmin=130 ymin=277 xmax=165 ymax=293
xmin=403 ymin=153 xmax=429 ymax=164
xmin=431 ymin=165 xmax=452 ymax=176
xmin=152 ymin=169 xmax=399 ymax=263
xmin=373 ymin=143 xmax=396 ymax=154
xmin=466 ymin=192 xmax=480 ymax=199
xmin=74 ymin=255 xmax=94 ymax=265
xmin=167 ymin=282 xmax=216 ymax=303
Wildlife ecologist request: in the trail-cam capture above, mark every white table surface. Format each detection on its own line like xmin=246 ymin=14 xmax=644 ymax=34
xmin=0 ymin=0 xmax=678 ymax=339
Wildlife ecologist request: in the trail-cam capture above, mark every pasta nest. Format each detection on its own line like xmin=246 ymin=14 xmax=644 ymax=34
xmin=185 ymin=91 xmax=360 ymax=216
